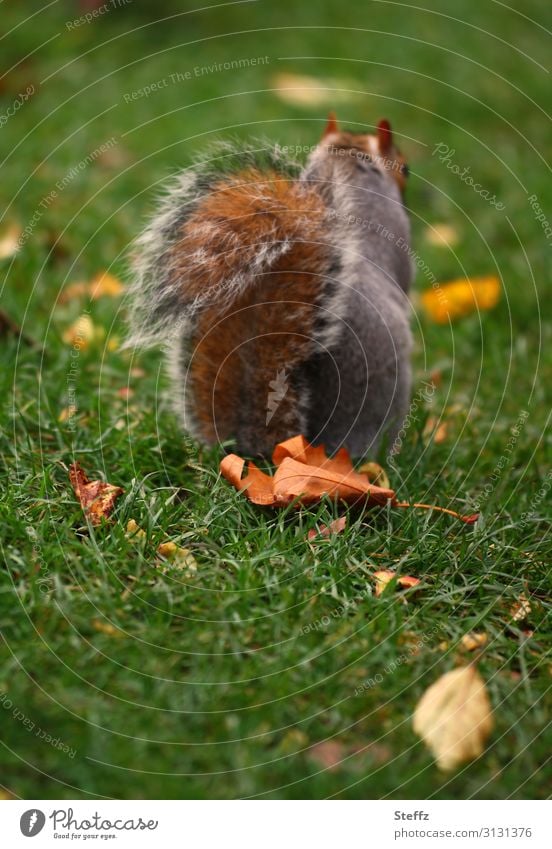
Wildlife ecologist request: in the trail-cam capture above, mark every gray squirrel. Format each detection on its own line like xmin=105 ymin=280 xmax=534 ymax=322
xmin=127 ymin=115 xmax=413 ymax=458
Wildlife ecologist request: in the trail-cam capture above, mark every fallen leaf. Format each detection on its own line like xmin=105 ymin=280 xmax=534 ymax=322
xmin=157 ymin=541 xmax=198 ymax=573
xmin=271 ymin=73 xmax=355 ymax=107
xmin=357 ymin=461 xmax=390 ymax=489
xmin=222 ymin=434 xmax=479 ymax=522
xmin=69 ymin=462 xmax=124 ymax=525
xmin=89 ymin=271 xmax=124 ymax=299
xmin=126 ymin=518 xmax=146 ymax=541
xmin=422 ymin=275 xmax=500 ymax=323
xmin=59 ymin=271 xmax=124 ymax=305
xmin=307 ymin=516 xmax=347 ymax=541
xmin=308 ymin=740 xmax=346 ymax=771
xmin=127 ymin=520 xmax=198 ymax=573
xmin=62 ymin=314 xmax=97 ymax=348
xmin=461 ymin=632 xmax=488 ymax=651
xmin=0 ymin=224 xmax=22 ymax=259
xmin=423 ymin=417 xmax=448 ymax=444
xmin=117 ymin=387 xmax=134 ymax=399
xmin=58 ymin=405 xmax=78 ymax=423
xmin=373 ymin=570 xmax=420 ymax=597
xmin=424 ymin=223 xmax=459 ymax=247
xmin=413 ymin=665 xmax=494 ymax=771
xmin=510 ymin=593 xmax=531 ymax=622
xmin=91 ymin=618 xmax=125 ymax=638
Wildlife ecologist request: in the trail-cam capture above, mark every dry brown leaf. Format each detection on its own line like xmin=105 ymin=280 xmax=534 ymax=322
xmin=510 ymin=593 xmax=531 ymax=622
xmin=357 ymin=461 xmax=390 ymax=489
xmin=307 ymin=516 xmax=347 ymax=541
xmin=69 ymin=462 xmax=124 ymax=526
xmin=422 ymin=275 xmax=501 ymax=323
xmin=413 ymin=665 xmax=494 ymax=771
xmin=373 ymin=570 xmax=420 ymax=597
xmin=0 ymin=224 xmax=22 ymax=259
xmin=461 ymin=632 xmax=488 ymax=651
xmin=222 ymin=435 xmax=478 ymax=522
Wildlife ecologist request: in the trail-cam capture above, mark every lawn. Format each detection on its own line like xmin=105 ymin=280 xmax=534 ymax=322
xmin=0 ymin=0 xmax=550 ymax=799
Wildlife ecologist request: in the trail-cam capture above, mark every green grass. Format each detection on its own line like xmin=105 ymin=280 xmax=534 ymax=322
xmin=0 ymin=0 xmax=550 ymax=799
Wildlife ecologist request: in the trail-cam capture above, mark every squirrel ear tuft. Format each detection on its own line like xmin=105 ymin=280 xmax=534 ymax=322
xmin=322 ymin=112 xmax=339 ymax=137
xmin=377 ymin=119 xmax=393 ymax=154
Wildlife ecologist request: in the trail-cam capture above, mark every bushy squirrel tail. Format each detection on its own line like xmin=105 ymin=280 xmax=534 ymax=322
xmin=126 ymin=140 xmax=322 ymax=349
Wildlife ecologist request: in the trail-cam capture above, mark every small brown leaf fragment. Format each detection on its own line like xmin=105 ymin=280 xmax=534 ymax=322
xmin=510 ymin=593 xmax=531 ymax=622
xmin=373 ymin=570 xmax=420 ymax=597
xmin=62 ymin=314 xmax=97 ymax=348
xmin=461 ymin=632 xmax=488 ymax=652
xmin=307 ymin=516 xmax=347 ymax=541
xmin=59 ymin=271 xmax=124 ymax=305
xmin=308 ymin=740 xmax=345 ymax=772
xmin=91 ymin=618 xmax=125 ymax=638
xmin=157 ymin=542 xmax=198 ymax=573
xmin=357 ymin=461 xmax=390 ymax=489
xmin=423 ymin=416 xmax=448 ymax=444
xmin=69 ymin=462 xmax=124 ymax=525
xmin=126 ymin=518 xmax=146 ymax=541
xmin=413 ymin=666 xmax=494 ymax=771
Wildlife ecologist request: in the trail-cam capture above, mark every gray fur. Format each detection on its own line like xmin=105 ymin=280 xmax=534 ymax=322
xmin=300 ymin=145 xmax=413 ymax=456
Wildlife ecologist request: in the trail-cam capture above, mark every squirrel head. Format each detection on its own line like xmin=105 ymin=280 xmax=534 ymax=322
xmin=316 ymin=113 xmax=409 ymax=192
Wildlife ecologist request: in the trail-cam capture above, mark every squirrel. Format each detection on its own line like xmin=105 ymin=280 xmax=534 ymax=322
xmin=127 ymin=114 xmax=413 ymax=458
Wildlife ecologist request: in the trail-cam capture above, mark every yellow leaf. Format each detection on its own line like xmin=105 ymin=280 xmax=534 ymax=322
xmin=157 ymin=542 xmax=198 ymax=573
xmin=89 ymin=271 xmax=124 ymax=299
xmin=126 ymin=518 xmax=146 ymax=541
xmin=461 ymin=632 xmax=488 ymax=651
xmin=373 ymin=570 xmax=420 ymax=597
xmin=422 ymin=276 xmax=500 ymax=323
xmin=62 ymin=314 xmax=96 ymax=348
xmin=424 ymin=223 xmax=459 ymax=248
xmin=0 ymin=224 xmax=22 ymax=259
xmin=58 ymin=405 xmax=78 ymax=423
xmin=358 ymin=461 xmax=390 ymax=489
xmin=271 ymin=73 xmax=355 ymax=107
xmin=413 ymin=666 xmax=494 ymax=771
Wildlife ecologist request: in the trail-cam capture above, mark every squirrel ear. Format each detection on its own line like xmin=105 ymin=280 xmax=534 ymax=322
xmin=377 ymin=119 xmax=393 ymax=154
xmin=322 ymin=112 xmax=339 ymax=137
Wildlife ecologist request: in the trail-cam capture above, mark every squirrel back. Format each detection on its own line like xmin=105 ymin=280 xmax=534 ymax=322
xmin=128 ymin=117 xmax=413 ymax=458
